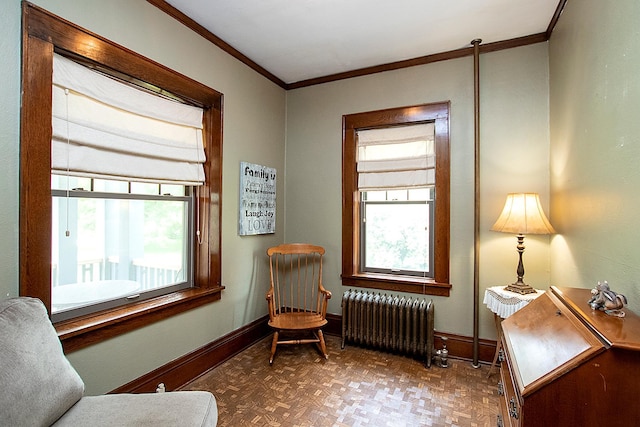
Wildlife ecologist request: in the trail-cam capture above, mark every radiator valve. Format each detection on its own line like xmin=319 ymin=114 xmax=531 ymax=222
xmin=434 ymin=337 xmax=449 ymax=368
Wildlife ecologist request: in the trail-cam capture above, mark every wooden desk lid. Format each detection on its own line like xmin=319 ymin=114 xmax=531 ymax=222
xmin=501 ymin=290 xmax=603 ymax=394
xmin=552 ymin=286 xmax=640 ymax=351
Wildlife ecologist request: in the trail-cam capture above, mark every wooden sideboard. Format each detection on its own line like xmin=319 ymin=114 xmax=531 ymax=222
xmin=497 ymin=286 xmax=640 ymax=427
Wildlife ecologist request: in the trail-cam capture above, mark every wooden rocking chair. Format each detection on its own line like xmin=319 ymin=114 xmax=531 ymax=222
xmin=265 ymin=243 xmax=332 ymax=364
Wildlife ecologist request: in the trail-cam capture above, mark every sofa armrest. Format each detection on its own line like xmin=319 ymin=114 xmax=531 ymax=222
xmin=1 ymin=297 xmax=85 ymax=426
xmin=53 ymin=391 xmax=217 ymax=426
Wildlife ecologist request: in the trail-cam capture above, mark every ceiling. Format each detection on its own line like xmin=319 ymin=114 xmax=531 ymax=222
xmin=162 ymin=0 xmax=561 ymax=86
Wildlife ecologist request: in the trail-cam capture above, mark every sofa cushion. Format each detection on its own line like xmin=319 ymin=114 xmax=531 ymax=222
xmin=0 ymin=297 xmax=85 ymax=426
xmin=53 ymin=391 xmax=218 ymax=427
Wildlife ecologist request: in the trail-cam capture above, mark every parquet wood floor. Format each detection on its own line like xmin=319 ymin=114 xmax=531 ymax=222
xmin=181 ymin=335 xmax=499 ymax=427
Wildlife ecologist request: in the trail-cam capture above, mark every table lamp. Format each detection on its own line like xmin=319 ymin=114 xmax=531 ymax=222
xmin=491 ymin=193 xmax=555 ymax=294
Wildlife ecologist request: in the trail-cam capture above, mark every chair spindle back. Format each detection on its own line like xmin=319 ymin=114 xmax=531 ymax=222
xmin=268 ymin=244 xmax=325 ymax=317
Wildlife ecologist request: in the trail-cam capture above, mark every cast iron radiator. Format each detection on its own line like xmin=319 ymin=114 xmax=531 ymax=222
xmin=341 ymin=289 xmax=434 ymax=367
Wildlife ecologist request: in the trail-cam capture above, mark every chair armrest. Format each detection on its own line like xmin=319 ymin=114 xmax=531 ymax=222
xmin=318 ymin=287 xmax=331 ymax=318
xmin=319 ymin=285 xmax=331 ymax=300
xmin=265 ymin=287 xmax=276 ymax=321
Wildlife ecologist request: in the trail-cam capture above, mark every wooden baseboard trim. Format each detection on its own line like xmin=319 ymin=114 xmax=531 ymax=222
xmin=111 ymin=313 xmax=497 ymax=393
xmin=110 ymin=315 xmax=271 ymax=393
xmin=325 ymin=313 xmax=342 ymax=336
xmin=433 ymin=332 xmax=496 ymax=365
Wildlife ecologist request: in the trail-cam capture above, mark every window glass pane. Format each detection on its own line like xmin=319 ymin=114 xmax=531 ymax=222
xmin=364 ymin=190 xmax=387 ymax=202
xmin=363 ymin=202 xmax=430 ymax=273
xmin=386 ymin=189 xmax=407 ymax=201
xmin=93 ymin=179 xmax=128 ymax=193
xmin=130 ymin=182 xmax=160 ymax=195
xmin=51 ymin=174 xmax=91 ymax=191
xmin=51 ymin=195 xmax=188 ymax=314
xmin=161 ymin=184 xmax=185 ymax=196
xmin=408 ymin=187 xmax=433 ymax=201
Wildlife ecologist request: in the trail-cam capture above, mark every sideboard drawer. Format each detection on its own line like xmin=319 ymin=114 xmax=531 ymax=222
xmin=499 ymin=356 xmax=520 ymax=427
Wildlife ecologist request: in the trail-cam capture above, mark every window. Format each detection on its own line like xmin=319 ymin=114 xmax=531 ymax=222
xmin=342 ymin=103 xmax=451 ymax=296
xmin=21 ymin=4 xmax=223 ymax=351
xmin=360 ymin=188 xmax=434 ymax=277
xmin=48 ymin=52 xmax=208 ymax=321
xmin=51 ymin=176 xmax=194 ymax=321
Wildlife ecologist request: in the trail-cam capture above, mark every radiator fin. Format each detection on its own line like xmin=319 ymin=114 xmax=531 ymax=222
xmin=341 ymin=290 xmax=434 ymax=368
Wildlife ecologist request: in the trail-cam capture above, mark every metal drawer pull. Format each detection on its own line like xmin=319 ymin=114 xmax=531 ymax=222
xmin=498 ymin=348 xmax=505 ymax=362
xmin=497 ymin=414 xmax=504 ymax=427
xmin=497 ymin=381 xmax=504 ymax=396
xmin=509 ymin=397 xmax=519 ymax=419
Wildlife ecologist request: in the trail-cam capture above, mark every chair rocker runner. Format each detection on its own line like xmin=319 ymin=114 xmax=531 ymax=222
xmin=266 ymin=243 xmax=332 ymax=364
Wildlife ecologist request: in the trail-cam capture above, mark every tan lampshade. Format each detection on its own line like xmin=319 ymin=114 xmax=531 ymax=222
xmin=491 ymin=193 xmax=555 ymax=235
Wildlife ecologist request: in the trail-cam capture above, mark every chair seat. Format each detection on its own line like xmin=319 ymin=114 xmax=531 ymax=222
xmin=269 ymin=312 xmax=327 ymax=331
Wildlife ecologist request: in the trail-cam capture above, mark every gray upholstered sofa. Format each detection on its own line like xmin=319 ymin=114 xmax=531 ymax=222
xmin=0 ymin=297 xmax=218 ymax=426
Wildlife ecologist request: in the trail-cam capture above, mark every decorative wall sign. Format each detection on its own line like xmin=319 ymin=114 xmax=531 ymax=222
xmin=238 ymin=161 xmax=276 ymax=235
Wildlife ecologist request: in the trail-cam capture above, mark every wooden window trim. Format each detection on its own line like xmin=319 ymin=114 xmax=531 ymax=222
xmin=20 ymin=3 xmax=224 ymax=353
xmin=341 ymin=102 xmax=451 ymax=297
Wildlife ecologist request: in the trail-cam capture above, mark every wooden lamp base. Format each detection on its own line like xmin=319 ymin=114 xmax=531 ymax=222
xmin=505 ymin=281 xmax=537 ymax=295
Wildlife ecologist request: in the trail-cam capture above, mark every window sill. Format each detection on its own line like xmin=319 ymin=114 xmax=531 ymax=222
xmin=341 ymin=273 xmax=451 ymax=296
xmin=55 ymin=286 xmax=224 ymax=353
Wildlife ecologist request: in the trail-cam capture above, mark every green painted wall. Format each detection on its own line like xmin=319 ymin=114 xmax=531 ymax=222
xmin=285 ymin=43 xmax=552 ymax=340
xmin=549 ymin=0 xmax=640 ymax=312
xmin=0 ymin=1 xmax=21 ymax=301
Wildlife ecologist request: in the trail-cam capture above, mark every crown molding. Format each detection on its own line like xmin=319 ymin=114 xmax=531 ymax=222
xmin=148 ymin=0 xmax=566 ymax=90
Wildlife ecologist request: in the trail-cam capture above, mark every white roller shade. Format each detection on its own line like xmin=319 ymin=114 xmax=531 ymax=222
xmin=357 ymin=123 xmax=435 ymax=190
xmin=52 ymin=53 xmax=206 ymax=185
